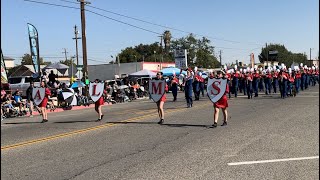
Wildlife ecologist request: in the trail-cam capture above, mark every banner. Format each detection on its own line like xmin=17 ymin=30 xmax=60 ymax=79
xmin=89 ymin=82 xmax=104 ymax=102
xmin=207 ymin=78 xmax=227 ymax=103
xmin=1 ymin=50 xmax=8 ymax=83
xmin=174 ymin=49 xmax=187 ymax=69
xmin=148 ymin=80 xmax=166 ymax=102
xmin=27 ymin=23 xmax=40 ymax=76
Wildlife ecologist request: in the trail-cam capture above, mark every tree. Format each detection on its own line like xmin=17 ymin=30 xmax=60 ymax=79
xmin=60 ymin=58 xmax=76 ymax=66
xmin=20 ymin=53 xmax=51 ymax=65
xmin=170 ymin=34 xmax=219 ymax=68
xmin=258 ymin=44 xmax=307 ymax=66
xmin=163 ymin=30 xmax=172 ymax=53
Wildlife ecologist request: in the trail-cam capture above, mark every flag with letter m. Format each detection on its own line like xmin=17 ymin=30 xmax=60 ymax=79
xmin=149 ymin=80 xmax=166 ymax=102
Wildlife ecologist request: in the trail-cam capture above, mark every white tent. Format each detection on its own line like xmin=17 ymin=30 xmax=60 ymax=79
xmin=128 ymin=69 xmax=156 ymax=78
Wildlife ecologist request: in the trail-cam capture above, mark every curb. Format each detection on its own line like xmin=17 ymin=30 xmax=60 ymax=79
xmin=26 ymin=102 xmax=112 ymax=116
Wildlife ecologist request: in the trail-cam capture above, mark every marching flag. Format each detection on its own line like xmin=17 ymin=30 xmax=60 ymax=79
xmin=1 ymin=49 xmax=8 ymax=84
xmin=27 ymin=23 xmax=40 ymax=76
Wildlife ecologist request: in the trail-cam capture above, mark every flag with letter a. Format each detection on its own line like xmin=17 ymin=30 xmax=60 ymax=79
xmin=32 ymin=87 xmax=45 ymax=105
xmin=207 ymin=78 xmax=227 ymax=103
xmin=149 ymin=80 xmax=166 ymax=102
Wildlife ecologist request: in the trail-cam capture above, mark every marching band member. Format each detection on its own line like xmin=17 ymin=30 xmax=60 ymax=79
xmin=198 ymin=72 xmax=205 ymax=97
xmin=272 ymin=69 xmax=279 ymax=93
xmin=155 ymin=72 xmax=168 ymax=124
xmin=94 ymin=79 xmax=106 ymax=122
xmin=226 ymin=70 xmax=232 ymax=99
xmin=264 ymin=69 xmax=272 ymax=95
xmin=287 ymin=68 xmax=295 ymax=97
xmin=253 ymin=69 xmax=260 ymax=97
xmin=171 ymin=72 xmax=178 ymax=102
xmin=246 ymin=69 xmax=253 ymax=99
xmin=278 ymin=69 xmax=288 ymax=99
xmin=210 ymin=70 xmax=229 ymax=128
xmin=39 ymin=80 xmax=51 ymax=123
xmin=232 ymin=70 xmax=240 ymax=98
xmin=295 ymin=68 xmax=301 ymax=94
xmin=184 ymin=69 xmax=194 ymax=108
xmin=193 ymin=72 xmax=201 ymax=101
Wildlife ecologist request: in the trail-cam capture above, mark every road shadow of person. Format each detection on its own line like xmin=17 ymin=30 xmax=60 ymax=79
xmin=4 ymin=121 xmax=43 ymax=124
xmin=54 ymin=120 xmax=97 ymax=123
xmin=106 ymin=121 xmax=157 ymax=125
xmin=161 ymin=123 xmax=208 ymax=128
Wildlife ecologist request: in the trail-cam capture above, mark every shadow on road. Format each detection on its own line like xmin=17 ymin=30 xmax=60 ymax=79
xmin=106 ymin=121 xmax=157 ymax=125
xmin=161 ymin=123 xmax=208 ymax=128
xmin=4 ymin=121 xmax=43 ymax=124
xmin=54 ymin=120 xmax=96 ymax=123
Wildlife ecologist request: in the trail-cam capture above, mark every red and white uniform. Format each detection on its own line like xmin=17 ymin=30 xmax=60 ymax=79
xmin=95 ymin=90 xmax=107 ymax=106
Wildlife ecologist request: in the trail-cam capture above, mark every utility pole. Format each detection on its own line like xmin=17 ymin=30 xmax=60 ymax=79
xmin=310 ymin=48 xmax=312 ymax=61
xmin=266 ymin=43 xmax=268 ymax=68
xmin=219 ymin=50 xmax=222 ymax=70
xmin=158 ymin=35 xmax=163 ymax=70
xmin=78 ymin=0 xmax=90 ymax=95
xmin=72 ymin=25 xmax=81 ymax=66
xmin=62 ymin=48 xmax=68 ymax=61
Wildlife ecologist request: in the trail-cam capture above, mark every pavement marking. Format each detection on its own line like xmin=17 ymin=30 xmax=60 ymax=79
xmin=227 ymin=156 xmax=319 ymax=166
xmin=1 ymin=103 xmax=210 ymax=151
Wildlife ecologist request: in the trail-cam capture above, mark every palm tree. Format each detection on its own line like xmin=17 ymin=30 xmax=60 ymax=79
xmin=163 ymin=30 xmax=171 ymax=54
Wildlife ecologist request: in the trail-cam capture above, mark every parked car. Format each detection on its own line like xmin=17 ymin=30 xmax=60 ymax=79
xmin=8 ymin=76 xmax=40 ymax=97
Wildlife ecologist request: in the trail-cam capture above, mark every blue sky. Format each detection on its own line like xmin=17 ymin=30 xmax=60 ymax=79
xmin=1 ymin=0 xmax=319 ymax=66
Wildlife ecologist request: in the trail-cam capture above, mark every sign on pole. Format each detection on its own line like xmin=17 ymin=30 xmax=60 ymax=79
xmin=174 ymin=49 xmax=187 ymax=69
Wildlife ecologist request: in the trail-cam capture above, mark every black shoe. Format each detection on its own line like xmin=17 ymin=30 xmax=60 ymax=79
xmin=41 ymin=119 xmax=48 ymax=123
xmin=101 ymin=114 xmax=104 ymax=120
xmin=221 ymin=121 xmax=227 ymax=126
xmin=95 ymin=119 xmax=101 ymax=122
xmin=158 ymin=119 xmax=164 ymax=124
xmin=210 ymin=122 xmax=217 ymax=128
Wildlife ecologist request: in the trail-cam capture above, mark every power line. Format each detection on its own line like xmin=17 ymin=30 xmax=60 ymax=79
xmin=85 ymin=9 xmax=162 ymax=35
xmin=24 ymin=0 xmax=79 ymax=10
xmin=85 ymin=4 xmax=264 ymax=46
xmin=23 ymin=0 xmax=263 ymax=52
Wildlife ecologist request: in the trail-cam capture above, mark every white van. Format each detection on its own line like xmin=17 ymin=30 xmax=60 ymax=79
xmin=8 ymin=76 xmax=41 ymax=97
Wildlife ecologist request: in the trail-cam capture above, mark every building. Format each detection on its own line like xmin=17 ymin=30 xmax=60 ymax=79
xmin=306 ymin=59 xmax=319 ymax=67
xmin=3 ymin=56 xmax=15 ymax=69
xmin=88 ymin=62 xmax=175 ymax=81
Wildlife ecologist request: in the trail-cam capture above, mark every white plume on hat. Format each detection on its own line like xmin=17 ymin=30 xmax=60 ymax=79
xmin=224 ymin=65 xmax=227 ymax=70
xmin=300 ymin=63 xmax=303 ymax=67
xmin=312 ymin=66 xmax=315 ymax=70
xmin=251 ymin=67 xmax=254 ymax=72
xmin=304 ymin=65 xmax=307 ymax=69
xmin=294 ymin=66 xmax=299 ymax=71
xmin=247 ymin=67 xmax=250 ymax=71
xmin=240 ymin=68 xmax=243 ymax=72
xmin=234 ymin=65 xmax=238 ymax=70
xmin=277 ymin=69 xmax=280 ymax=72
xmin=194 ymin=66 xmax=198 ymax=72
xmin=254 ymin=65 xmax=257 ymax=69
xmin=243 ymin=69 xmax=247 ymax=73
xmin=259 ymin=67 xmax=263 ymax=71
xmin=288 ymin=68 xmax=292 ymax=74
xmin=273 ymin=65 xmax=276 ymax=70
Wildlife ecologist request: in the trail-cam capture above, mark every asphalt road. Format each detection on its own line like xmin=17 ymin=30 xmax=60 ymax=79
xmin=1 ymin=85 xmax=319 ymax=180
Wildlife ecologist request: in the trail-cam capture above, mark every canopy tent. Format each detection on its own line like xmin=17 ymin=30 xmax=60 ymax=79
xmin=43 ymin=63 xmax=69 ymax=75
xmin=128 ymin=69 xmax=156 ymax=78
xmin=161 ymin=67 xmax=186 ymax=76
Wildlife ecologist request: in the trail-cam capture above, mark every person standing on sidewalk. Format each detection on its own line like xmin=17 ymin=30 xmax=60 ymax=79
xmin=26 ymin=81 xmax=35 ymax=117
xmin=210 ymin=70 xmax=229 ymax=128
xmin=39 ymin=80 xmax=51 ymax=123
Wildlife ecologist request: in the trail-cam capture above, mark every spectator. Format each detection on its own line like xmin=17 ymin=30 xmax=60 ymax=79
xmin=48 ymin=70 xmax=57 ymax=84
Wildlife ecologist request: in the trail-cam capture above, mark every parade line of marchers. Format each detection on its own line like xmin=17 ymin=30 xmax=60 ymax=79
xmin=29 ymin=65 xmax=319 ymax=128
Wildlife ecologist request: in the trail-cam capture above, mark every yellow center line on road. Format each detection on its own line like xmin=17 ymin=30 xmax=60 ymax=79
xmin=1 ymin=102 xmax=210 ymax=151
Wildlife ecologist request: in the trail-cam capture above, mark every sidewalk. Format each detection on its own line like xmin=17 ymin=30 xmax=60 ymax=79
xmin=26 ymin=102 xmax=112 ymax=116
